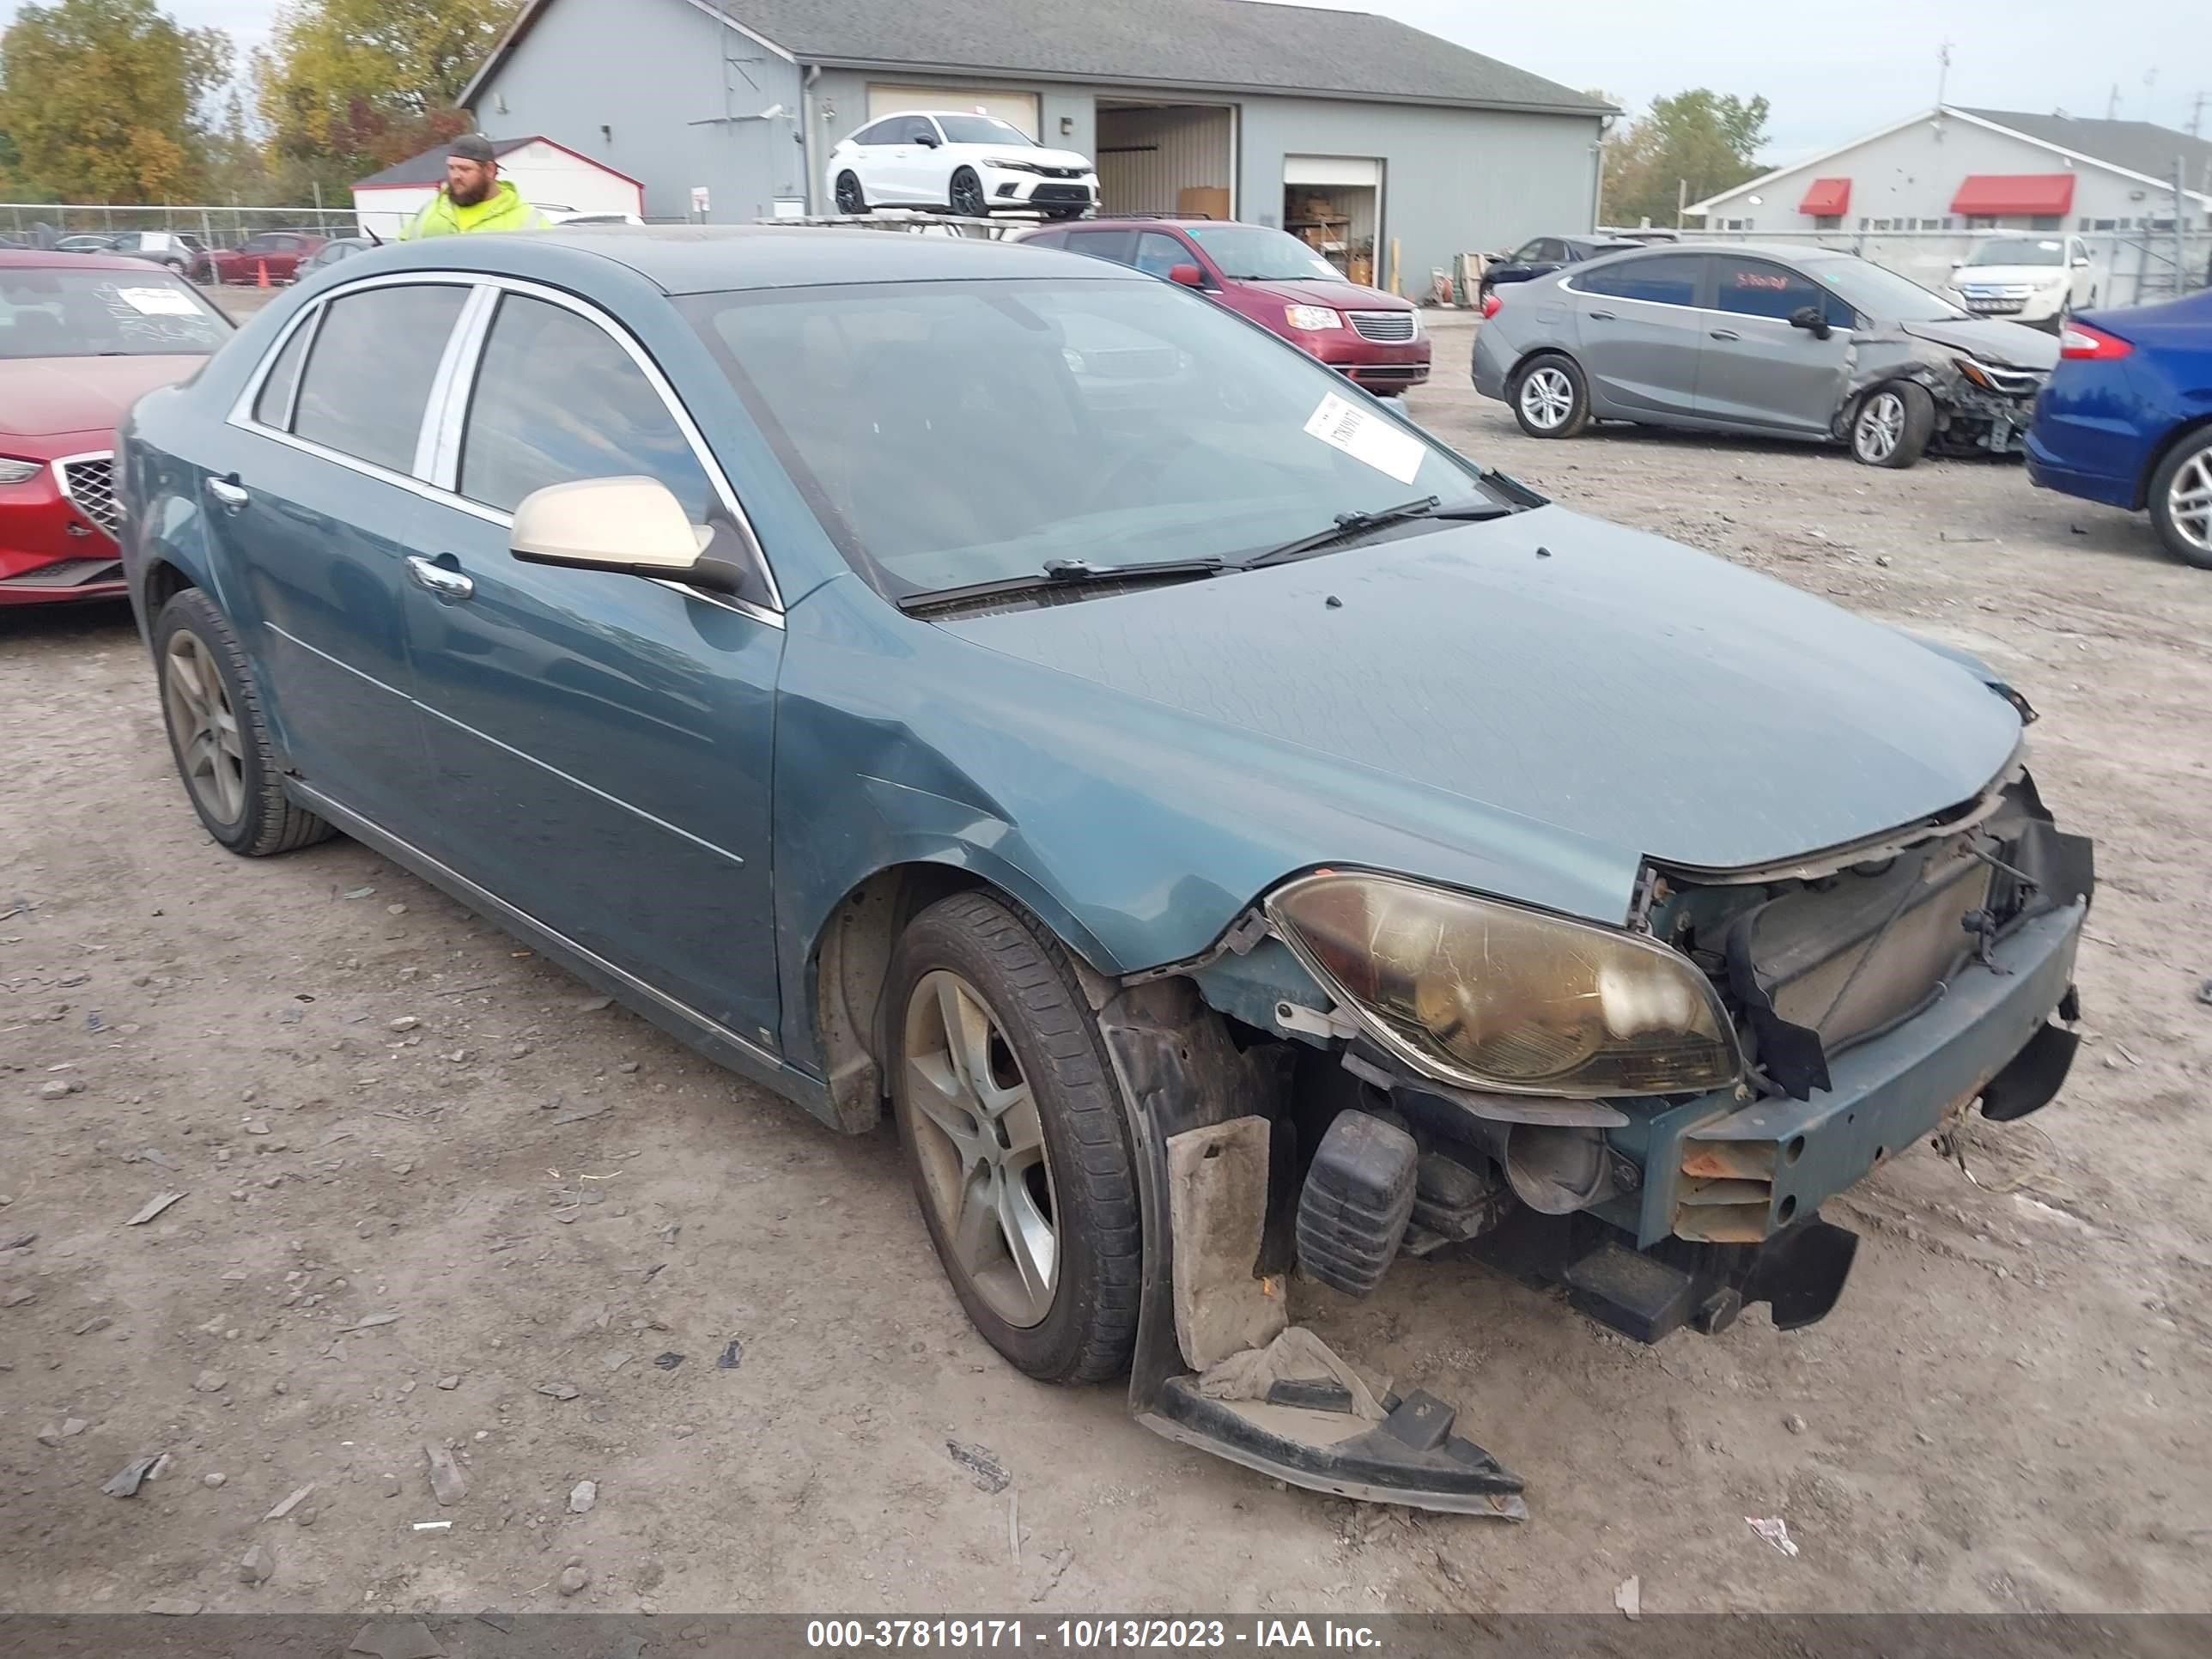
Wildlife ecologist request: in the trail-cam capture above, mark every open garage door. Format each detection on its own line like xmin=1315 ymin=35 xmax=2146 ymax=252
xmin=1285 ymin=155 xmax=1383 ymax=286
xmin=1097 ymin=102 xmax=1236 ymax=219
xmin=867 ymin=84 xmax=1040 ymax=139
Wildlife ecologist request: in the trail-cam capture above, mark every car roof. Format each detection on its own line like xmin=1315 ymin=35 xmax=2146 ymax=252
xmin=325 ymin=224 xmax=1139 ymax=296
xmin=877 ymin=110 xmax=1027 ymax=122
xmin=0 ymin=246 xmax=181 ymax=273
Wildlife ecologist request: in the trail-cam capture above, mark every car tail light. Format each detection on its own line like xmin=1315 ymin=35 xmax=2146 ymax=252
xmin=1481 ymin=292 xmax=1502 ymax=319
xmin=2059 ymin=323 xmax=2131 ymax=360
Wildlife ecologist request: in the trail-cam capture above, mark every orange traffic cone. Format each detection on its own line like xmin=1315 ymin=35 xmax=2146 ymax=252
xmin=256 ymin=258 xmax=270 ymax=288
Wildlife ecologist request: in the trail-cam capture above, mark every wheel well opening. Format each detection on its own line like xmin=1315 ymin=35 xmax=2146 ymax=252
xmin=813 ymin=864 xmax=991 ymax=1133
xmin=2138 ymin=415 xmax=2212 ymax=512
xmin=143 ymin=559 xmax=194 ymax=618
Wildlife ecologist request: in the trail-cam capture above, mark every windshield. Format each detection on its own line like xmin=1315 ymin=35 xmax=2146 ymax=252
xmin=1805 ymin=257 xmax=1965 ymax=322
xmin=1965 ymin=237 xmax=2065 ymax=267
xmin=1185 ymin=224 xmax=1340 ymax=282
xmin=683 ymin=277 xmax=1490 ymax=600
xmin=0 ymin=265 xmax=231 ymax=359
xmin=939 ymin=115 xmax=1034 ymax=147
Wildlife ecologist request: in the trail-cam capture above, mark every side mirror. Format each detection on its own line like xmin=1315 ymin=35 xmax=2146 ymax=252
xmin=2072 ymin=254 xmax=2091 ymax=268
xmin=1166 ymin=262 xmax=1204 ymax=288
xmin=511 ymin=477 xmax=737 ymax=592
xmin=1788 ymin=305 xmax=1832 ymax=340
xmin=915 ymin=131 xmax=940 ymax=149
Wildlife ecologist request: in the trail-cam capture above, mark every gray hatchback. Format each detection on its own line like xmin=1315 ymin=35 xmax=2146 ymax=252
xmin=1473 ymin=243 xmax=2059 ymax=468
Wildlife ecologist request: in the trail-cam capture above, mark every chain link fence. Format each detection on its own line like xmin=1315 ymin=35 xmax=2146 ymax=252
xmin=1 ymin=202 xmax=361 ymax=251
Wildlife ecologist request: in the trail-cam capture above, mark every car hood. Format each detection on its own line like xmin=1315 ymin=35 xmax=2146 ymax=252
xmin=939 ymin=504 xmax=2023 ymax=880
xmin=1234 ymin=276 xmax=1410 ymax=312
xmin=1950 ymin=265 xmax=2069 ymax=286
xmin=1897 ymin=317 xmax=2060 ymax=368
xmin=0 ymin=355 xmax=209 ymax=438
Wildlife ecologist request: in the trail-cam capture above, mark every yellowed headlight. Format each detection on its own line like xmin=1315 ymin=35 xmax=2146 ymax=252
xmin=1267 ymin=871 xmax=1742 ymax=1097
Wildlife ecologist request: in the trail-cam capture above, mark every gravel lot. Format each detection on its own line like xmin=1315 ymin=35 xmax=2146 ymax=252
xmin=3 ymin=309 xmax=2209 ymax=1618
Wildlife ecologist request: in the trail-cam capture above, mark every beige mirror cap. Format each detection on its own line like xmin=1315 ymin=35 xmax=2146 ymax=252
xmin=510 ymin=476 xmax=711 ymax=572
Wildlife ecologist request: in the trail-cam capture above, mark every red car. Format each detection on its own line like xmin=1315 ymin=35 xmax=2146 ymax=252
xmin=203 ymin=230 xmax=326 ymax=285
xmin=1016 ymin=217 xmax=1430 ymax=395
xmin=2 ymin=250 xmax=233 ymax=606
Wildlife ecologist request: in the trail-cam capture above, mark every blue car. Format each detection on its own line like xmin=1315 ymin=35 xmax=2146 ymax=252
xmin=2026 ymin=290 xmax=2212 ymax=568
xmin=114 ymin=228 xmax=2092 ymax=1515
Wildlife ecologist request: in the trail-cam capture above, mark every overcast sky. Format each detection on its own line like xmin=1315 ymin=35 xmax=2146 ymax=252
xmin=3 ymin=0 xmax=2206 ymax=164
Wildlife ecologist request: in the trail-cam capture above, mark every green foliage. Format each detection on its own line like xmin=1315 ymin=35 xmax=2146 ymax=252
xmin=0 ymin=0 xmax=231 ymax=201
xmin=1601 ymin=89 xmax=1772 ymax=229
xmin=254 ymin=0 xmax=521 ymax=192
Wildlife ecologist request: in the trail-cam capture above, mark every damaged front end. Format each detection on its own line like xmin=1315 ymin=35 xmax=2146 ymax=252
xmin=1839 ymin=326 xmax=2054 ymax=458
xmin=1102 ymin=763 xmax=2090 ymax=1515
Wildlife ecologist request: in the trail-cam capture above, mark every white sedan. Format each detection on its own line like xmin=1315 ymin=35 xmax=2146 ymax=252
xmin=828 ymin=111 xmax=1099 ymax=220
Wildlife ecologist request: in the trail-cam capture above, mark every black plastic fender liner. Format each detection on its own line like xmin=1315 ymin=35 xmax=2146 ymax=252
xmin=1978 ymin=1014 xmax=2083 ymax=1122
xmin=1097 ymin=981 xmax=1528 ymax=1515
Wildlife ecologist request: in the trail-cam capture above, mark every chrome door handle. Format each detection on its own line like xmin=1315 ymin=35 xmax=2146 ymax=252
xmin=206 ymin=477 xmax=249 ymax=511
xmin=1587 ymin=310 xmax=1616 ymax=320
xmin=1709 ymin=329 xmax=1741 ymax=341
xmin=405 ymin=555 xmax=475 ymax=603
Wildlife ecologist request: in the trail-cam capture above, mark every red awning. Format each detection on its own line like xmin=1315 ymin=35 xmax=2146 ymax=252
xmin=1950 ymin=173 xmax=2075 ymax=216
xmin=1797 ymin=177 xmax=1850 ymax=216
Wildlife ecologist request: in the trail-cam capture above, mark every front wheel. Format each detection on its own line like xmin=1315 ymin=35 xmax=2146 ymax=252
xmin=2148 ymin=429 xmax=2212 ymax=569
xmin=1509 ymin=353 xmax=1589 ymax=438
xmin=153 ymin=588 xmax=334 ymax=856
xmin=1850 ymin=381 xmax=1935 ymax=468
xmin=886 ymin=892 xmax=1141 ymax=1384
xmin=948 ymin=167 xmax=989 ymax=218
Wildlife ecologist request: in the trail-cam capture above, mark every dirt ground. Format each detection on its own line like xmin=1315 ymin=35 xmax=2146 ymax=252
xmin=3 ymin=309 xmax=2209 ymax=1619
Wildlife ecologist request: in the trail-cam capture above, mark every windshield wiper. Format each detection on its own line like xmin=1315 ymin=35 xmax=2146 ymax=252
xmin=896 ymin=555 xmax=1226 ymax=612
xmin=1236 ymin=495 xmax=1516 ymax=569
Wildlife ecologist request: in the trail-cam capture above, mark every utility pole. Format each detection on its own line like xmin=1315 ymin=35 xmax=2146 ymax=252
xmin=2106 ymin=84 xmax=2121 ymax=121
xmin=1676 ymin=177 xmax=1687 ymax=229
xmin=2143 ymin=68 xmax=2158 ymax=122
xmin=2189 ymin=91 xmax=2207 ymax=139
xmin=1936 ymin=40 xmax=1954 ymax=110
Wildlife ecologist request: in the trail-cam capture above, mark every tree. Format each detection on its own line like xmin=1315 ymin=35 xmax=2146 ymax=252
xmin=0 ymin=0 xmax=230 ymax=201
xmin=1600 ymin=89 xmax=1771 ymax=229
xmin=254 ymin=0 xmax=521 ymax=194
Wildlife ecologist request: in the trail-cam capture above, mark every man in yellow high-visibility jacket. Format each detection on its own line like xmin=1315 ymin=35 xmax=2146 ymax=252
xmin=400 ymin=135 xmax=550 ymax=240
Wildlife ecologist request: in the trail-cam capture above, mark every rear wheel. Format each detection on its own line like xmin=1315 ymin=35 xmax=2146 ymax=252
xmin=949 ymin=167 xmax=988 ymax=218
xmin=834 ymin=171 xmax=867 ymax=215
xmin=886 ymin=892 xmax=1140 ymax=1384
xmin=2148 ymin=429 xmax=2212 ymax=569
xmin=153 ymin=588 xmax=333 ymax=857
xmin=1509 ymin=353 xmax=1589 ymax=438
xmin=1850 ymin=381 xmax=1935 ymax=468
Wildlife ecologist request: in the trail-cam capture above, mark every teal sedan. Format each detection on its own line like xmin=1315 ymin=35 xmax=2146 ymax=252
xmin=116 ymin=228 xmax=2092 ymax=1514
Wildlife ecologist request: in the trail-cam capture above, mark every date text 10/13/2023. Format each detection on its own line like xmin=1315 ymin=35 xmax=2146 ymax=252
xmin=805 ymin=1620 xmax=1386 ymax=1650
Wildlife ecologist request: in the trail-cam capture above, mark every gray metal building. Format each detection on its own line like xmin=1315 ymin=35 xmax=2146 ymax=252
xmin=462 ymin=0 xmax=1610 ymax=292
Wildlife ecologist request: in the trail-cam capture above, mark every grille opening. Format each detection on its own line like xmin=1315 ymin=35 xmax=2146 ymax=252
xmin=59 ymin=454 xmax=120 ymax=541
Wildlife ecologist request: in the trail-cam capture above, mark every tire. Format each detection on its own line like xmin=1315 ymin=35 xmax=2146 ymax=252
xmin=152 ymin=588 xmax=334 ymax=857
xmin=1850 ymin=380 xmax=1935 ymax=469
xmin=2147 ymin=428 xmax=2212 ymax=569
xmin=885 ymin=891 xmax=1141 ymax=1384
xmin=949 ymin=167 xmax=988 ymax=219
xmin=1509 ymin=352 xmax=1589 ymax=439
xmin=834 ymin=170 xmax=867 ymax=216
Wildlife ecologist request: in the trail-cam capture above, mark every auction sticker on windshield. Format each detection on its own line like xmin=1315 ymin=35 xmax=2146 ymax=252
xmin=117 ymin=287 xmax=200 ymax=316
xmin=1304 ymin=392 xmax=1425 ymax=485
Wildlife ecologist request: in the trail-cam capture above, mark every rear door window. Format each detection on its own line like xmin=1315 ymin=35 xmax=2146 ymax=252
xmin=252 ymin=319 xmax=315 ymax=428
xmin=1714 ymin=257 xmax=1832 ymax=322
xmin=852 ymin=119 xmax=897 ymax=145
xmin=1577 ymin=253 xmax=1706 ymax=307
xmin=1060 ymin=229 xmax=1137 ymax=265
xmin=291 ymin=283 xmax=469 ymax=474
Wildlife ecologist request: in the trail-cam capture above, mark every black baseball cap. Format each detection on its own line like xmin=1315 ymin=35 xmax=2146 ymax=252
xmin=448 ymin=134 xmax=497 ymax=165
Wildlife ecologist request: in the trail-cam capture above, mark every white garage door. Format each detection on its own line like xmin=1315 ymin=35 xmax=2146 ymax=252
xmin=1284 ymin=155 xmax=1382 ymax=187
xmin=868 ymin=84 xmax=1040 ymax=140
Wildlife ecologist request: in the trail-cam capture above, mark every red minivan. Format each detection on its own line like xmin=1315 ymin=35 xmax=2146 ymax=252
xmin=1018 ymin=217 xmax=1430 ymax=395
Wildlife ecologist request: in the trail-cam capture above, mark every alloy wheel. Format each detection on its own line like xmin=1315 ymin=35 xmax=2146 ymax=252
xmin=2167 ymin=451 xmax=2212 ymax=556
xmin=1518 ymin=366 xmax=1574 ymax=430
xmin=951 ymin=171 xmax=988 ymax=218
xmin=1856 ymin=392 xmax=1905 ymax=464
xmin=835 ymin=173 xmax=864 ymax=215
xmin=162 ymin=629 xmax=246 ymax=824
xmin=902 ymin=969 xmax=1059 ymax=1329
